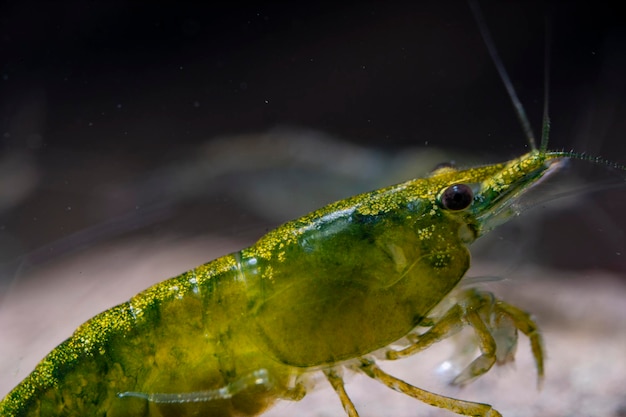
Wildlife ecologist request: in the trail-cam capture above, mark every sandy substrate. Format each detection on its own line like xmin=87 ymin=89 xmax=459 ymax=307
xmin=1 ymin=236 xmax=625 ymax=417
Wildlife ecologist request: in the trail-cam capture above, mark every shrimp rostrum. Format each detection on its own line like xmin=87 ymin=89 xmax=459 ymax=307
xmin=2 ymin=146 xmax=577 ymax=417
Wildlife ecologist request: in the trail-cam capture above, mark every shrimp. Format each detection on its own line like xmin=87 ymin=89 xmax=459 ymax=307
xmin=2 ymin=146 xmax=565 ymax=417
xmin=1 ymin=4 xmax=623 ymax=417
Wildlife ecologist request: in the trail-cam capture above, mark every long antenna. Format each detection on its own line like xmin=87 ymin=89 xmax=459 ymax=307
xmin=540 ymin=18 xmax=551 ymax=153
xmin=468 ymin=0 xmax=538 ymax=151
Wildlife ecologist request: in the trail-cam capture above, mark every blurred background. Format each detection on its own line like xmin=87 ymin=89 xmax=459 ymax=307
xmin=1 ymin=1 xmax=625 ymax=416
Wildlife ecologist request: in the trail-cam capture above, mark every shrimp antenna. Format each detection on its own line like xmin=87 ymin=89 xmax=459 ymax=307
xmin=468 ymin=0 xmax=539 ymax=151
xmin=540 ymin=18 xmax=551 ymax=153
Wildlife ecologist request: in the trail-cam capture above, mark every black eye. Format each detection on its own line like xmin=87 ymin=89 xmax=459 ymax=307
xmin=440 ymin=184 xmax=474 ymax=211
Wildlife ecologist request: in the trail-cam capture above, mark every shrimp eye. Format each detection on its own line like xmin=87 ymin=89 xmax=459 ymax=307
xmin=440 ymin=184 xmax=474 ymax=211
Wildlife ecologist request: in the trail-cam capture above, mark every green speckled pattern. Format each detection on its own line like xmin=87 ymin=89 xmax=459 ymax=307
xmin=0 ymin=150 xmax=563 ymax=417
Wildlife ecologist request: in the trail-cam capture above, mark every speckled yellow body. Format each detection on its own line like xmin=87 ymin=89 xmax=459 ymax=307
xmin=0 ymin=149 xmax=567 ymax=417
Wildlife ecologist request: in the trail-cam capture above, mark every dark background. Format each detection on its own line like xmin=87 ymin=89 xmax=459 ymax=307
xmin=1 ymin=0 xmax=625 ymax=283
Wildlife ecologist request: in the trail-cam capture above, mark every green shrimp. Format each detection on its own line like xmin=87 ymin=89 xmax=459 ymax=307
xmin=0 ymin=6 xmax=621 ymax=417
xmin=2 ymin=144 xmax=567 ymax=417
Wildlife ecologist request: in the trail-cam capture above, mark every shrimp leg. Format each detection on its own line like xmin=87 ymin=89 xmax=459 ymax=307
xmin=386 ymin=289 xmax=545 ymax=386
xmin=494 ymin=299 xmax=545 ymax=387
xmin=324 ymin=369 xmax=359 ymax=417
xmin=357 ymin=359 xmax=502 ymax=417
xmin=117 ymin=369 xmax=274 ymax=403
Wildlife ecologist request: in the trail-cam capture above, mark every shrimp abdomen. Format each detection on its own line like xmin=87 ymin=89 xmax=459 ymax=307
xmin=1 ymin=256 xmax=292 ymax=417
